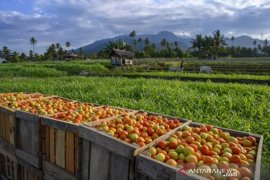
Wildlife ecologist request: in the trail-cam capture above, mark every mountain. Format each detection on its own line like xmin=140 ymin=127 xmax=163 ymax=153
xmin=77 ymin=31 xmax=191 ymax=54
xmin=225 ymin=35 xmax=261 ymax=48
xmin=76 ymin=31 xmax=262 ymax=54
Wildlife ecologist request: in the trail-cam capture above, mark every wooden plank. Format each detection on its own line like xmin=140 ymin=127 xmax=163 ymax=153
xmin=134 ymin=121 xmax=191 ymax=155
xmin=56 ymin=129 xmax=65 ymax=169
xmin=80 ymin=125 xmax=136 ymax=159
xmin=4 ymin=156 xmax=8 ymax=179
xmin=3 ymin=113 xmax=7 ymax=142
xmin=190 ymin=122 xmax=262 ymax=138
xmin=66 ymin=132 xmax=75 ymax=174
xmin=136 ymin=154 xmax=204 ymax=180
xmin=17 ymin=158 xmax=42 ymax=178
xmin=81 ymin=140 xmax=90 ymax=180
xmin=0 ymin=110 xmax=3 ymax=141
xmin=28 ymin=170 xmax=34 ymax=180
xmin=15 ymin=111 xmax=39 ymax=124
xmin=0 ymin=139 xmax=15 ymax=155
xmin=89 ymin=143 xmax=110 ymax=180
xmin=23 ymin=168 xmax=28 ymax=180
xmin=41 ymin=117 xmax=78 ymax=133
xmin=41 ymin=125 xmax=46 ymax=160
xmin=43 ymin=161 xmax=76 ymax=180
xmin=18 ymin=119 xmax=30 ymax=153
xmin=110 ymin=153 xmax=129 ymax=180
xmin=15 ymin=149 xmax=40 ymax=168
xmin=85 ymin=110 xmax=138 ymax=127
xmin=5 ymin=114 xmax=10 ymax=145
xmin=49 ymin=127 xmax=55 ymax=163
xmin=74 ymin=134 xmax=79 ymax=173
xmin=254 ymin=135 xmax=263 ymax=180
xmin=45 ymin=126 xmax=50 ymax=161
xmin=30 ymin=122 xmax=39 ymax=157
xmin=136 ymin=173 xmax=149 ymax=180
xmin=8 ymin=112 xmax=15 ymax=145
xmin=129 ymin=159 xmax=135 ymax=180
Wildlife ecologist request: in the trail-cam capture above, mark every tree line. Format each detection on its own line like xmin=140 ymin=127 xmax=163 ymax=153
xmin=1 ymin=31 xmax=270 ymax=62
xmin=95 ymin=30 xmax=270 ymax=59
xmin=0 ymin=37 xmax=75 ymax=62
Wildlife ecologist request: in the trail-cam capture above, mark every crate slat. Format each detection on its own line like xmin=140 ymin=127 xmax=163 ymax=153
xmin=81 ymin=140 xmax=90 ymax=180
xmin=56 ymin=129 xmax=65 ymax=169
xmin=89 ymin=143 xmax=110 ymax=180
xmin=0 ymin=106 xmax=16 ymax=154
xmin=66 ymin=131 xmax=75 ymax=174
xmin=49 ymin=127 xmax=55 ymax=164
xmin=110 ymin=153 xmax=130 ymax=180
xmin=43 ymin=161 xmax=76 ymax=180
xmin=15 ymin=111 xmax=41 ymax=168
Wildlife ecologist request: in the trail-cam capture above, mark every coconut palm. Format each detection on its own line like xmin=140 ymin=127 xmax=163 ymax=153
xmin=144 ymin=38 xmax=150 ymax=46
xmin=191 ymin=34 xmax=203 ymax=58
xmin=253 ymin=40 xmax=257 ymax=47
xmin=160 ymin=39 xmax=167 ymax=50
xmin=213 ymin=29 xmax=226 ymax=59
xmin=129 ymin=30 xmax=136 ymax=38
xmin=231 ymin=36 xmax=235 ymax=46
xmin=65 ymin=41 xmax=71 ymax=49
xmin=1 ymin=46 xmax=10 ymax=60
xmin=29 ymin=37 xmax=37 ymax=54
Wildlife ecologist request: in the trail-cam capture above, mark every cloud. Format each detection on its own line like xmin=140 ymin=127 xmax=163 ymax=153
xmin=0 ymin=0 xmax=270 ymax=53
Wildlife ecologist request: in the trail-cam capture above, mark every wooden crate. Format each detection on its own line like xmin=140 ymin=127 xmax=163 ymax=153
xmin=0 ymin=148 xmax=42 ymax=180
xmin=0 ymin=94 xmax=54 ymax=155
xmin=0 ymin=106 xmax=16 ymax=155
xmin=79 ymin=112 xmax=190 ymax=180
xmin=15 ymin=111 xmax=43 ymax=169
xmin=0 ymin=92 xmax=39 ymax=105
xmin=136 ymin=122 xmax=263 ymax=180
xmin=41 ymin=120 xmax=79 ymax=180
xmin=0 ymin=149 xmax=17 ymax=180
xmin=40 ymin=106 xmax=135 ymax=180
xmin=13 ymin=96 xmax=88 ymax=169
xmin=17 ymin=158 xmax=43 ymax=180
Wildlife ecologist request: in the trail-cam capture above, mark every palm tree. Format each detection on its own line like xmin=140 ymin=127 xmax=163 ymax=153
xmin=1 ymin=46 xmax=10 ymax=60
xmin=65 ymin=41 xmax=71 ymax=49
xmin=144 ymin=38 xmax=150 ymax=46
xmin=160 ymin=39 xmax=167 ymax=50
xmin=55 ymin=43 xmax=61 ymax=60
xmin=253 ymin=40 xmax=257 ymax=47
xmin=29 ymin=37 xmax=37 ymax=54
xmin=129 ymin=30 xmax=137 ymax=51
xmin=264 ymin=39 xmax=268 ymax=46
xmin=213 ymin=29 xmax=226 ymax=59
xmin=191 ymin=34 xmax=203 ymax=59
xmin=231 ymin=36 xmax=235 ymax=46
xmin=129 ymin=30 xmax=136 ymax=38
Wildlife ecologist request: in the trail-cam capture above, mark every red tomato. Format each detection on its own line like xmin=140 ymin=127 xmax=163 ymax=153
xmin=201 ymin=145 xmax=209 ymax=155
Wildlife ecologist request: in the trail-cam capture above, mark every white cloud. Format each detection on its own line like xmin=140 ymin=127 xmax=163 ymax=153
xmin=0 ymin=0 xmax=270 ymax=53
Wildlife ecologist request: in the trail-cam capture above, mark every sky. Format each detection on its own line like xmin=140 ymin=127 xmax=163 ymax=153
xmin=1 ymin=0 xmax=270 ymax=53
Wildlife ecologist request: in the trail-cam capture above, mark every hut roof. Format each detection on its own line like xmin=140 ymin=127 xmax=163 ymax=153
xmin=109 ymin=49 xmax=134 ymax=58
xmin=65 ymin=53 xmax=78 ymax=57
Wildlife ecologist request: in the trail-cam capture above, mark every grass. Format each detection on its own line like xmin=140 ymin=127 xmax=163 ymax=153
xmin=1 ymin=61 xmax=269 ymax=84
xmin=0 ymin=65 xmax=67 ymax=77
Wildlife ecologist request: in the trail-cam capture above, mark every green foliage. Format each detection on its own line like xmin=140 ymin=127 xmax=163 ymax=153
xmin=44 ymin=62 xmax=109 ymax=75
xmin=0 ymin=65 xmax=67 ymax=77
xmin=191 ymin=30 xmax=227 ymax=59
